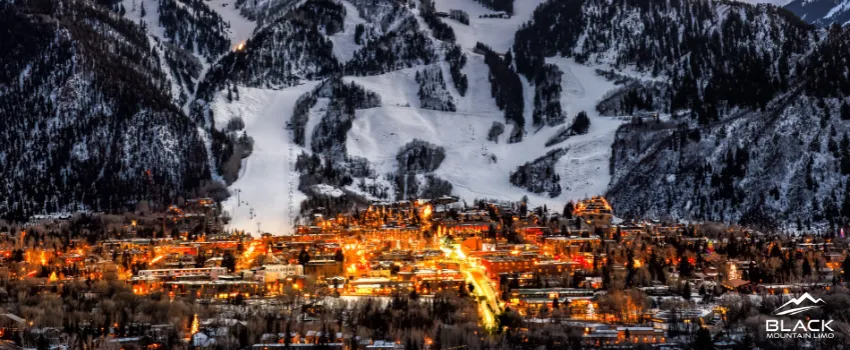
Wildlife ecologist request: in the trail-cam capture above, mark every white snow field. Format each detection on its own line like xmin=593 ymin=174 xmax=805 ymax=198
xmin=211 ymin=82 xmax=321 ymax=235
xmin=345 ymin=55 xmax=623 ymax=211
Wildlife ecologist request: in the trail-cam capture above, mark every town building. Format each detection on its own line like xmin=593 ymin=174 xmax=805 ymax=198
xmin=256 ymin=264 xmax=304 ymax=283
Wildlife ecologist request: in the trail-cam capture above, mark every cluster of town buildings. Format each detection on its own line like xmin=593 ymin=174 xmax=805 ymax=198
xmin=4 ymin=195 xmax=849 ymax=349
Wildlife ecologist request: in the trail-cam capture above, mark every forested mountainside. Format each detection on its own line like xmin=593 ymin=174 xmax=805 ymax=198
xmin=509 ymin=0 xmax=850 ymax=228
xmin=98 ymin=0 xmax=231 ymax=61
xmin=10 ymin=0 xmax=850 ymax=231
xmin=785 ymin=0 xmax=850 ymax=27
xmin=195 ymin=0 xmax=342 ymax=97
xmin=236 ymin=0 xmax=299 ymax=24
xmin=0 ymin=0 xmax=210 ymax=220
xmin=514 ymin=0 xmax=814 ymax=124
xmin=93 ymin=0 xmax=234 ymax=105
xmin=607 ymin=25 xmax=850 ymax=230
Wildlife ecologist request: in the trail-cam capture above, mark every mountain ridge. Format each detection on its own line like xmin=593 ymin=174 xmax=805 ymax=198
xmin=6 ymin=0 xmax=850 ymax=235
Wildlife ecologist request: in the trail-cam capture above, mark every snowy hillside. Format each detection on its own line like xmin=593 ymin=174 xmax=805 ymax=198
xmin=785 ymin=0 xmax=850 ymax=27
xmin=343 ymin=59 xmax=622 ymax=207
xmin=430 ymin=0 xmax=547 ymax=53
xmin=117 ymin=0 xmax=231 ymax=60
xmin=191 ymin=0 xmax=632 ymax=233
xmin=188 ymin=0 xmax=850 ymax=233
xmin=0 ymin=0 xmax=211 ymax=220
xmin=11 ymin=0 xmax=850 ymax=233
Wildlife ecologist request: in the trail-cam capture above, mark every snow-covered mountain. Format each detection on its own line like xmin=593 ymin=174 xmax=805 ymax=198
xmin=785 ymin=0 xmax=850 ymax=27
xmin=0 ymin=0 xmax=212 ymax=219
xmin=8 ymin=0 xmax=850 ymax=233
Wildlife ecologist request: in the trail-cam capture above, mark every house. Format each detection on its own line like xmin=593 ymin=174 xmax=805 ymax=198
xmin=721 ymin=279 xmax=749 ymax=291
xmin=366 ymin=340 xmax=404 ymax=349
xmin=574 ymin=197 xmax=614 ymax=228
xmin=305 ymin=260 xmax=343 ymax=277
xmin=616 ymin=326 xmax=665 ymax=344
xmin=651 ymin=309 xmax=713 ymax=330
xmin=256 ymin=264 xmax=304 ymax=283
xmin=252 ymin=344 xmax=345 ymax=349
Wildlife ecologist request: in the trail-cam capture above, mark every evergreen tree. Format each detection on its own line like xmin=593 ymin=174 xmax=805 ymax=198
xmin=298 ymin=247 xmax=311 ymax=266
xmin=569 ymin=111 xmax=590 ymax=135
xmin=692 ymin=327 xmax=715 ymax=350
xmin=284 ymin=321 xmax=292 ymax=349
xmin=563 ymin=201 xmax=574 ymax=218
xmin=354 ymin=23 xmax=365 ymax=45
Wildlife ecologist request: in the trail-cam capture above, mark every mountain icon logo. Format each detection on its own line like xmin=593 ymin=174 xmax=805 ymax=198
xmin=773 ymin=293 xmax=825 ymax=316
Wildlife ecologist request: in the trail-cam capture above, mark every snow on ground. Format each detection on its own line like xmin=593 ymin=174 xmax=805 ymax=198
xmin=120 ymin=0 xmax=256 ymax=47
xmin=121 ymin=0 xmax=167 ymax=39
xmin=203 ymin=0 xmax=628 ymax=234
xmin=431 ymin=0 xmax=547 ymax=53
xmin=547 ymin=57 xmax=624 ymax=200
xmin=206 ymin=0 xmax=258 ymax=46
xmin=732 ymin=0 xmax=793 ymax=5
xmin=345 ymin=54 xmax=624 ymax=210
xmin=329 ymin=0 xmax=367 ymax=63
xmin=209 ymin=82 xmax=321 ymax=235
xmin=312 ymin=184 xmax=346 ymax=197
xmin=304 ymin=98 xmax=330 ymax=149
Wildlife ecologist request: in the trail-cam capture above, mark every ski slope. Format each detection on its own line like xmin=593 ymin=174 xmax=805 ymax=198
xmin=210 ymin=82 xmax=321 ymax=235
xmin=329 ymin=0 xmax=367 ymax=62
xmin=345 ymin=54 xmax=624 ymax=210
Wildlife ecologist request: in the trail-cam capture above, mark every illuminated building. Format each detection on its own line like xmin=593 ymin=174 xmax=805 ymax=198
xmin=256 ymin=264 xmax=304 ymax=283
xmin=137 ymin=267 xmax=226 ymax=280
xmin=574 ymin=196 xmax=613 ymax=227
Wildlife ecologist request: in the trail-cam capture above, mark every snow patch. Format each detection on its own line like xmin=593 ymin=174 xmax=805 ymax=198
xmin=206 ymin=0 xmax=258 ymax=45
xmin=312 ymin=184 xmax=346 ymax=197
xmin=328 ymin=0 xmax=367 ymax=63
